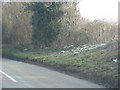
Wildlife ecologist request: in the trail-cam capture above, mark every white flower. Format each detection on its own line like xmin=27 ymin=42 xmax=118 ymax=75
xmin=113 ymin=58 xmax=118 ymax=62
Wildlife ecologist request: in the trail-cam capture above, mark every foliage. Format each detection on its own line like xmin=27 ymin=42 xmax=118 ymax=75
xmin=26 ymin=2 xmax=63 ymax=47
xmin=2 ymin=2 xmax=118 ymax=49
xmin=2 ymin=3 xmax=33 ymax=46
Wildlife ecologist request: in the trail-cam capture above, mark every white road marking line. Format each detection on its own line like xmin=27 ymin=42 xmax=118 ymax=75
xmin=0 ymin=70 xmax=17 ymax=82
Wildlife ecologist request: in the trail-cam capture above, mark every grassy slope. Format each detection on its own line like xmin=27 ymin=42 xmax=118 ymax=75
xmin=2 ymin=46 xmax=118 ymax=87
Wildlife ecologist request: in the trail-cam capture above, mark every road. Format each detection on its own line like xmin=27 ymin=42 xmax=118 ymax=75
xmin=1 ymin=58 xmax=104 ymax=88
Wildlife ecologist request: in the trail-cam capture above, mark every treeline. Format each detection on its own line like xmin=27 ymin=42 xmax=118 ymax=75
xmin=2 ymin=2 xmax=32 ymax=46
xmin=2 ymin=2 xmax=118 ymax=49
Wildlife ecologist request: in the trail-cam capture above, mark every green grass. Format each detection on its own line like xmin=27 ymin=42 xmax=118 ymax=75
xmin=2 ymin=46 xmax=118 ymax=80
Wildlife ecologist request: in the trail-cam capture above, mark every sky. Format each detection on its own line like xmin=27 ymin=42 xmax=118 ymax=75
xmin=3 ymin=0 xmax=119 ymax=22
xmin=77 ymin=0 xmax=119 ymax=22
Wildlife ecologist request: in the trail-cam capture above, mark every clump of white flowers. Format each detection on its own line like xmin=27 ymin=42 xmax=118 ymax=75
xmin=60 ymin=43 xmax=106 ymax=55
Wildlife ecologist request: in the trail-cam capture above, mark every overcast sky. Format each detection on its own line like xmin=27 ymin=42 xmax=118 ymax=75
xmin=77 ymin=0 xmax=119 ymax=22
xmin=3 ymin=0 xmax=119 ymax=22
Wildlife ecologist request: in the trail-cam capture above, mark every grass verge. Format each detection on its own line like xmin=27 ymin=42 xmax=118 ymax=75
xmin=2 ymin=46 xmax=118 ymax=88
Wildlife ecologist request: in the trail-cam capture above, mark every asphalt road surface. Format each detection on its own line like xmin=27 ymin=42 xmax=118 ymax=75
xmin=1 ymin=58 xmax=104 ymax=88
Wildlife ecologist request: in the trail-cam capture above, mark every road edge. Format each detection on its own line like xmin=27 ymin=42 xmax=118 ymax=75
xmin=2 ymin=53 xmax=118 ymax=88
